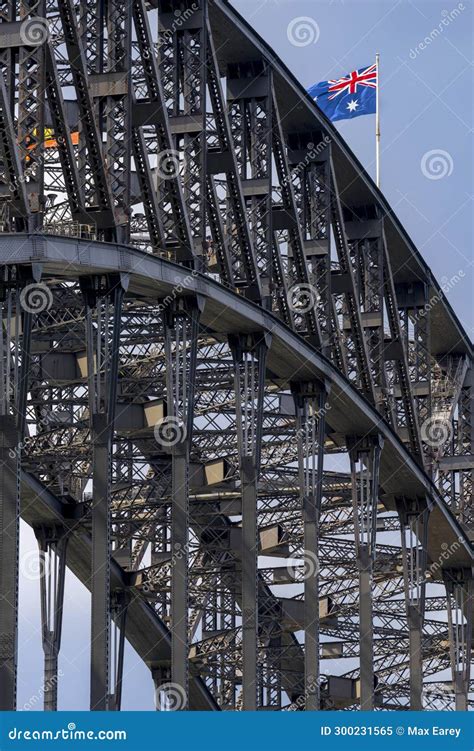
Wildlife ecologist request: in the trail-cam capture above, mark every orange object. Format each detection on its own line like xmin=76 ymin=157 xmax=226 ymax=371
xmin=26 ymin=130 xmax=80 ymax=150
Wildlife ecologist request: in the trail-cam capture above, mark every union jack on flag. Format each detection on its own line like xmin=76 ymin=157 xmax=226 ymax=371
xmin=307 ymin=63 xmax=377 ymax=123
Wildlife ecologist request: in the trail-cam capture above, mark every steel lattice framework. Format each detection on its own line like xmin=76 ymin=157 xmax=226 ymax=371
xmin=0 ymin=0 xmax=472 ymax=713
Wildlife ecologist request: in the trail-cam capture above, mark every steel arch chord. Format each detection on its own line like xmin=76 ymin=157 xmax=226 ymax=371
xmin=0 ymin=0 xmax=471 ymax=714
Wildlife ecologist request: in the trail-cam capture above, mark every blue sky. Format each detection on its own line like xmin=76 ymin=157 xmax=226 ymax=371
xmin=17 ymin=0 xmax=472 ymax=712
xmin=234 ymin=0 xmax=473 ymax=336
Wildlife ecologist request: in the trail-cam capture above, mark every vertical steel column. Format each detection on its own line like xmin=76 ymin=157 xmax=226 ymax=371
xmin=292 ymin=382 xmax=329 ymax=710
xmin=227 ymin=62 xmax=273 ymax=305
xmin=162 ymin=298 xmax=202 ymax=709
xmin=0 ymin=414 xmax=19 ymax=710
xmin=109 ymin=590 xmax=129 ymax=711
xmin=395 ymin=282 xmax=432 ymax=470
xmin=0 ymin=89 xmax=29 ymax=231
xmin=457 ymin=370 xmax=473 ymax=527
xmin=396 ymin=497 xmax=430 ymax=710
xmin=205 ymin=19 xmax=259 ymax=294
xmin=58 ymin=0 xmax=117 ymax=238
xmin=0 ymin=0 xmax=16 ymax=105
xmin=346 ymin=216 xmax=391 ymax=422
xmin=81 ymin=275 xmax=126 ymax=710
xmin=170 ymin=437 xmax=188 ymax=704
xmin=330 ymin=164 xmax=375 ymax=403
xmin=0 ymin=269 xmax=33 ymax=709
xmin=284 ymin=129 xmax=331 ymax=352
xmin=157 ymin=0 xmax=205 ymax=266
xmin=151 ymin=663 xmax=171 ymax=711
xmin=90 ymin=408 xmax=110 ymax=711
xmin=241 ymin=453 xmax=257 ymax=711
xmin=443 ymin=569 xmax=473 ymax=711
xmin=381 ymin=228 xmax=422 ymax=460
xmin=18 ymin=0 xmax=47 ymax=228
xmin=133 ymin=0 xmax=195 ymax=262
xmin=229 ymin=333 xmax=269 ymax=710
xmin=272 ymin=125 xmax=322 ymax=345
xmin=77 ymin=0 xmax=101 ymax=210
xmin=348 ymin=434 xmax=383 ymax=710
xmin=34 ymin=525 xmax=68 ymax=711
xmin=104 ymin=0 xmax=132 ymax=240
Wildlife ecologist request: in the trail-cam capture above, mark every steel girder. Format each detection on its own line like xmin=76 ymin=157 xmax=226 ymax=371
xmin=0 ymin=0 xmax=472 ymax=713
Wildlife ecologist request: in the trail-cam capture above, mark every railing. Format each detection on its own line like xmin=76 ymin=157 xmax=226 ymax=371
xmin=42 ymin=221 xmax=97 ymax=240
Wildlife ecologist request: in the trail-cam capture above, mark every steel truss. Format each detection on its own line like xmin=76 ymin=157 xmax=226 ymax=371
xmin=0 ymin=0 xmax=472 ymax=713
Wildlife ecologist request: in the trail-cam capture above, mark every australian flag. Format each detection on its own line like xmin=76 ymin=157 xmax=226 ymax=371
xmin=307 ymin=63 xmax=377 ymax=123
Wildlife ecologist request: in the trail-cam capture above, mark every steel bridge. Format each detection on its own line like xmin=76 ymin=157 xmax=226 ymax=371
xmin=0 ymin=0 xmax=472 ymax=713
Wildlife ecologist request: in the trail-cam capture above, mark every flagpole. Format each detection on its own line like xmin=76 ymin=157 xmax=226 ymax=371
xmin=375 ymin=52 xmax=380 ymax=188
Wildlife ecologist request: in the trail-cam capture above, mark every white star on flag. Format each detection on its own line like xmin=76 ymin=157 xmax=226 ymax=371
xmin=347 ymin=99 xmax=359 ymax=112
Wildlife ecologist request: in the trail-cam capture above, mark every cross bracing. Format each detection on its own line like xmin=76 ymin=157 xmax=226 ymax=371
xmin=0 ymin=0 xmax=472 ymax=713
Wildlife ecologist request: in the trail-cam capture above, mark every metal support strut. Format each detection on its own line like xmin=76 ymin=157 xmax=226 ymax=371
xmin=109 ymin=590 xmax=129 ymax=711
xmin=230 ymin=333 xmax=269 ymax=710
xmin=81 ymin=274 xmax=126 ymax=710
xmin=292 ymin=382 xmax=329 ymax=709
xmin=0 ymin=268 xmax=33 ymax=709
xmin=162 ymin=297 xmax=202 ymax=709
xmin=348 ymin=434 xmax=383 ymax=710
xmin=35 ymin=525 xmax=68 ymax=711
xmin=396 ymin=497 xmax=430 ymax=710
xmin=443 ymin=569 xmax=473 ymax=711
